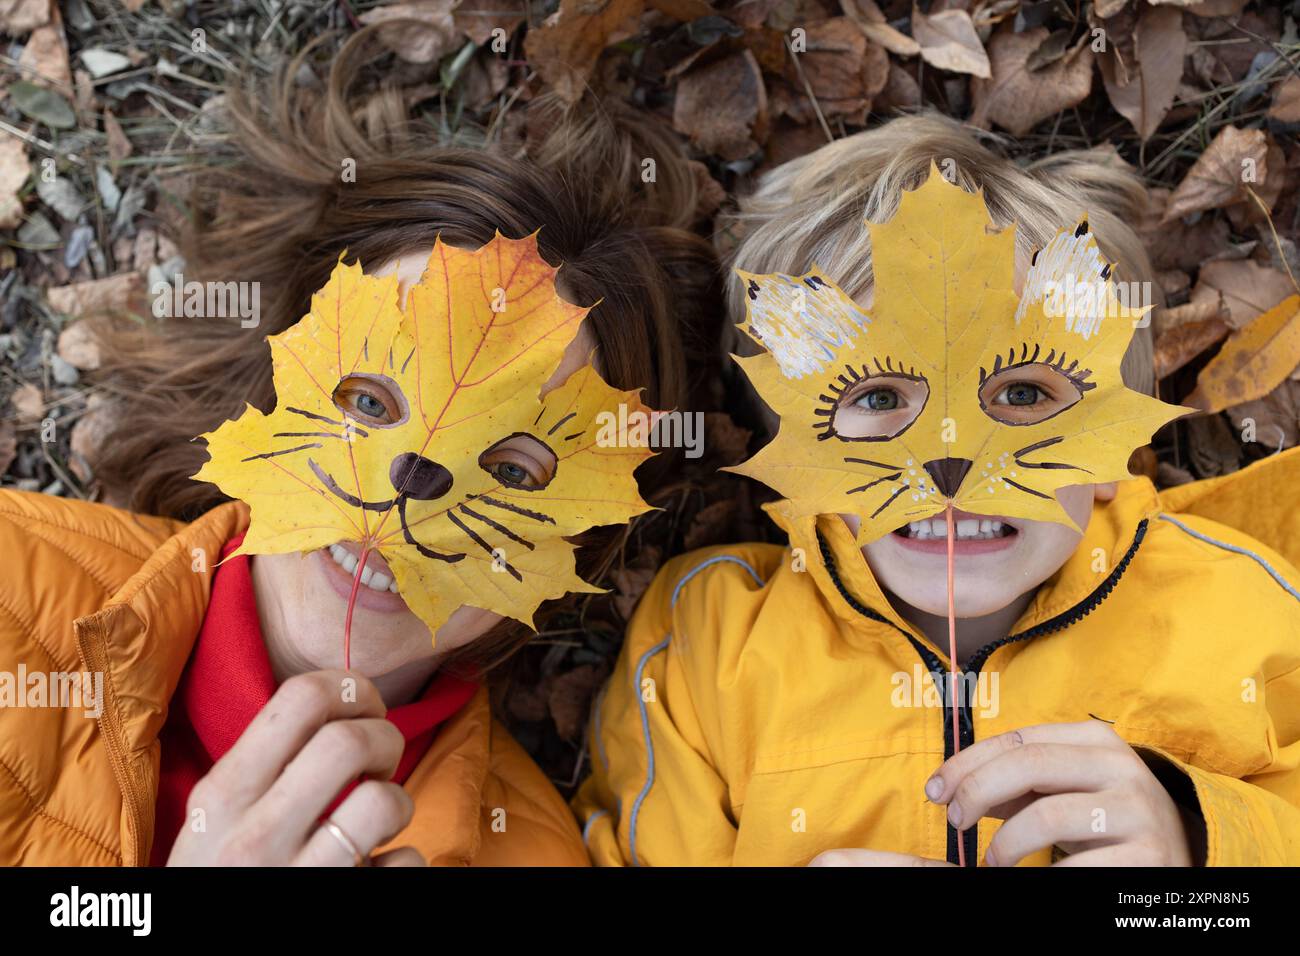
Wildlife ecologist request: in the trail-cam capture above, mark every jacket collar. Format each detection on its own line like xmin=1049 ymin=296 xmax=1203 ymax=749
xmin=769 ymin=478 xmax=1164 ymax=661
xmin=72 ymin=500 xmax=491 ymax=866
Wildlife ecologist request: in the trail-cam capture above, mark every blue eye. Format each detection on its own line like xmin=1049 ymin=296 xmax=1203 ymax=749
xmin=357 ymin=394 xmax=385 ymax=417
xmin=494 ymin=462 xmax=528 ymax=484
xmin=999 ymin=383 xmax=1043 ymax=406
xmin=856 ymin=388 xmax=900 ymax=411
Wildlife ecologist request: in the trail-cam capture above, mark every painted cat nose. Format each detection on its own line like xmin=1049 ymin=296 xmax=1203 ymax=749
xmin=389 ymin=452 xmax=453 ymax=500
xmin=923 ymin=458 xmax=973 ymax=498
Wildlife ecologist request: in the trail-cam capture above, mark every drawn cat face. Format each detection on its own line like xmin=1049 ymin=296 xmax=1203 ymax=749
xmin=731 ymin=165 xmax=1187 ymax=546
xmin=196 ymin=234 xmax=653 ymax=637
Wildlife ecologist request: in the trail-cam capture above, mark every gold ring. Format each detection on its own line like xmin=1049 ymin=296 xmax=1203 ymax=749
xmin=321 ymin=818 xmax=370 ymax=867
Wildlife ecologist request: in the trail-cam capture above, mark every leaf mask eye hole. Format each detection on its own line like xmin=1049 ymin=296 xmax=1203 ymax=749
xmin=333 ymin=373 xmax=409 ymax=428
xmin=832 ymin=374 xmax=929 ymax=441
xmin=978 ymin=363 xmax=1085 ymax=426
xmin=479 ymin=434 xmax=557 ymax=491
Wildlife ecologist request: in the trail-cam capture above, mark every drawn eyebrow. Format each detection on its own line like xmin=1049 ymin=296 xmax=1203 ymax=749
xmin=844 ymin=456 xmax=906 ymax=470
xmin=272 ymin=430 xmax=360 ymax=440
xmin=547 ymin=411 xmax=577 ymax=436
xmin=978 ymin=342 xmax=1096 ymax=390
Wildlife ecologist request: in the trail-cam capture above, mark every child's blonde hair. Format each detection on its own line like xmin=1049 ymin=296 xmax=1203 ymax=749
xmin=724 ymin=110 xmax=1159 ymax=398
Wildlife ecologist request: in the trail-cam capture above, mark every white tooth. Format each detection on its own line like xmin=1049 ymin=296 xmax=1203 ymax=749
xmin=329 ymin=544 xmax=346 ymax=563
xmin=956 ymin=519 xmax=979 ymax=538
xmin=341 ymin=553 xmax=358 ymax=574
xmin=979 ymin=520 xmax=992 ymax=534
xmin=991 ymin=521 xmax=1003 ymax=534
xmin=368 ymin=571 xmax=392 ymax=591
xmin=359 ymin=566 xmax=375 ymax=587
xmin=907 ymin=521 xmax=925 ymax=538
xmin=388 ymin=580 xmax=398 ymax=593
xmin=929 ymin=519 xmax=948 ymax=538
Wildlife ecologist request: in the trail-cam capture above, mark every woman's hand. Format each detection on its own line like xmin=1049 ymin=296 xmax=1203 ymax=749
xmin=167 ymin=670 xmax=425 ymax=866
xmin=928 ymin=719 xmax=1195 ymax=866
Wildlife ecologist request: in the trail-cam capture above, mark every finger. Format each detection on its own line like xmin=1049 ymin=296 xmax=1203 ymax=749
xmin=371 ymin=846 xmax=428 ymax=868
xmin=985 ymin=792 xmax=1123 ymax=867
xmin=245 ymin=717 xmax=406 ymax=857
xmin=203 ymin=671 xmax=387 ymax=811
xmin=295 ymin=781 xmax=415 ymax=866
xmin=927 ymin=720 xmax=1120 ymax=804
xmin=947 ymin=744 xmax=1131 ymax=830
xmin=1052 ymin=843 xmax=1160 ymax=867
xmin=809 ymin=849 xmax=955 ymax=867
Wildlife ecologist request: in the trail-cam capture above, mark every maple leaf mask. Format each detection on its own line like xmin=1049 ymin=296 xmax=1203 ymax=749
xmin=195 ymin=232 xmax=654 ymax=638
xmin=731 ymin=163 xmax=1190 ymax=544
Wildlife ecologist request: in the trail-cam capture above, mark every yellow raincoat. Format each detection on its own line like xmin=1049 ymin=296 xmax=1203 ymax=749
xmin=575 ymin=449 xmax=1300 ymax=866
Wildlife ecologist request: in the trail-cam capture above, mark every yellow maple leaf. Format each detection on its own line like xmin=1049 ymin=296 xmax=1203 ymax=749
xmin=1186 ymin=293 xmax=1300 ymax=413
xmin=731 ymin=162 xmax=1191 ymax=542
xmin=194 ymin=232 xmax=655 ymax=638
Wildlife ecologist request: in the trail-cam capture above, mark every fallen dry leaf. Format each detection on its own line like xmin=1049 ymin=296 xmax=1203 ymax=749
xmin=547 ymin=664 xmax=604 ymax=741
xmin=0 ymin=0 xmax=50 ymax=34
xmin=1186 ymin=411 xmax=1241 ymax=477
xmin=57 ymin=320 xmax=102 ymax=370
xmin=359 ymin=0 xmax=462 ymax=65
xmin=1187 ymin=294 xmax=1300 ymax=412
xmin=0 ymin=132 xmax=28 ymax=230
xmin=46 ymin=272 xmax=144 ymax=317
xmin=911 ymin=5 xmax=990 ymax=79
xmin=874 ymin=61 xmax=922 ymax=114
xmin=1188 ymin=258 xmax=1297 ymax=330
xmin=1139 ymin=187 xmax=1234 ymax=272
xmin=1154 ymin=313 xmax=1230 ymax=379
xmin=841 ymin=0 xmax=920 ymax=57
xmin=10 ymin=382 xmax=43 ymax=425
xmin=103 ymin=110 xmax=132 ymax=162
xmin=778 ymin=18 xmax=888 ymax=125
xmin=673 ymin=50 xmax=768 ymax=161
xmin=1161 ymin=125 xmax=1270 ymax=224
xmin=1098 ymin=3 xmax=1186 ymax=142
xmin=970 ymin=25 xmax=1093 ymax=136
xmin=452 ymin=0 xmax=525 ymax=46
xmin=1226 ymin=380 xmax=1299 ymax=452
xmin=524 ymin=0 xmax=644 ymax=105
xmin=1269 ymin=75 xmax=1300 ymax=124
xmin=16 ymin=8 xmax=71 ymax=95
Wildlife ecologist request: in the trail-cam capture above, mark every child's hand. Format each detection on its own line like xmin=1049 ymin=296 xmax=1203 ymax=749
xmin=928 ymin=720 xmax=1195 ymax=866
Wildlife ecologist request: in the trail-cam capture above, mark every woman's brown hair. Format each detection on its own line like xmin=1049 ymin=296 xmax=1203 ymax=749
xmin=91 ymin=25 xmax=724 ymax=674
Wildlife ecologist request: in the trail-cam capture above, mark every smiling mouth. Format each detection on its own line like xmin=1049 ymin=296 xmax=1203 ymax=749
xmin=893 ymin=516 xmax=1017 ymax=541
xmin=309 ymin=458 xmax=466 ymax=562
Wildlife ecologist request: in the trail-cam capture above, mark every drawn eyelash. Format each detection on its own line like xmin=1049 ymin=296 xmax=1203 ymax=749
xmin=812 ymin=360 xmax=927 ymax=441
xmin=977 ymin=342 xmax=1096 ymax=392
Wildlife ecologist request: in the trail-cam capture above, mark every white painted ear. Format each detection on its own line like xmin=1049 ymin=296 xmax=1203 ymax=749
xmin=1015 ymin=219 xmax=1113 ymax=341
xmin=738 ymin=267 xmax=870 ymax=379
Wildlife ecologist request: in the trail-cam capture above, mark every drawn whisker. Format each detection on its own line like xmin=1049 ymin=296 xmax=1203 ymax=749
xmin=399 ymin=497 xmax=465 ymax=562
xmin=287 ymin=406 xmax=343 ymax=427
xmin=242 ymin=442 xmax=322 ymax=462
xmin=477 ymin=495 xmax=557 ymax=525
xmin=1003 ymin=477 xmax=1052 ymax=499
xmin=309 ymin=459 xmax=395 ymax=511
xmin=869 ymin=483 xmax=908 ymax=519
xmin=1012 ymin=437 xmax=1093 ymax=473
xmin=449 ymin=512 xmax=522 ymax=581
xmin=273 ymin=431 xmax=353 ymax=440
xmin=563 ymin=432 xmax=584 ymax=442
xmin=459 ymin=505 xmax=536 ymax=550
xmin=844 ymin=456 xmax=905 ymax=471
xmin=848 ymin=473 xmax=901 ymax=495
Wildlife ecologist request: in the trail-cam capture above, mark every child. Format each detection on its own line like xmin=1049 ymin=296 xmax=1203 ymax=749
xmin=574 ymin=113 xmax=1300 ymax=867
xmin=0 ymin=27 xmax=722 ymax=866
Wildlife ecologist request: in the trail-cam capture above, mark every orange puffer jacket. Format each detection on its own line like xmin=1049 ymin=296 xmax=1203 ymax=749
xmin=0 ymin=490 xmax=587 ymax=866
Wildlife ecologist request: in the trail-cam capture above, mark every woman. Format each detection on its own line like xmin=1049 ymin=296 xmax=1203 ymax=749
xmin=0 ymin=28 xmax=722 ymax=866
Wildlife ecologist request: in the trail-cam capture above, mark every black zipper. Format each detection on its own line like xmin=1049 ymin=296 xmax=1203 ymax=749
xmin=816 ymin=518 xmax=1148 ymax=866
